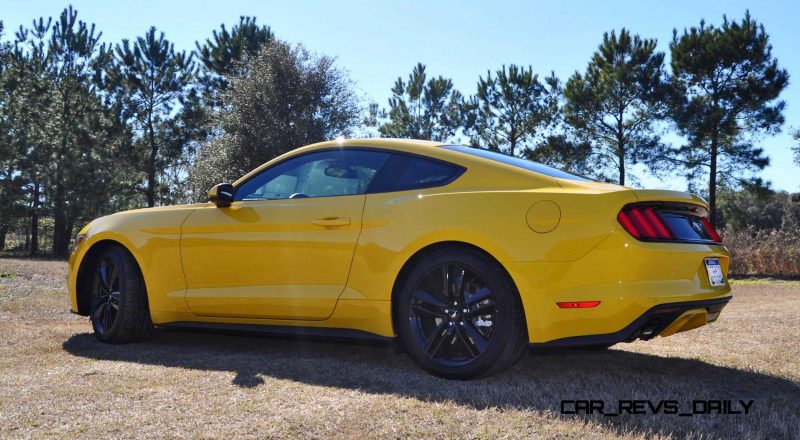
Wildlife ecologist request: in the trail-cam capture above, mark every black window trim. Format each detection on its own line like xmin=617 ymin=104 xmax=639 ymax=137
xmin=442 ymin=144 xmax=596 ymax=182
xmin=232 ymin=146 xmax=466 ymax=200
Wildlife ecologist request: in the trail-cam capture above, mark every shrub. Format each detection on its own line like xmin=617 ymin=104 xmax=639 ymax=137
xmin=723 ymin=227 xmax=800 ymax=277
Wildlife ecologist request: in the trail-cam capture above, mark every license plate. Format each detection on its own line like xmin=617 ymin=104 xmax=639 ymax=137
xmin=704 ymin=258 xmax=726 ymax=287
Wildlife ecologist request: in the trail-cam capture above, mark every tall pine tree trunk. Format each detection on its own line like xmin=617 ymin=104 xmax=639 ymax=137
xmin=146 ymin=111 xmax=157 ymax=207
xmin=618 ymin=151 xmax=626 ymax=186
xmin=53 ymin=189 xmax=68 ymax=256
xmin=709 ymin=128 xmax=718 ymax=227
xmin=53 ymin=164 xmax=70 ymax=257
xmin=617 ymin=118 xmax=626 ymax=186
xmin=0 ymin=225 xmax=7 ymax=251
xmin=29 ymin=183 xmax=39 ymax=256
xmin=53 ymin=87 xmax=70 ymax=257
xmin=146 ymin=149 xmax=157 ymax=207
xmin=509 ymin=124 xmax=518 ymax=156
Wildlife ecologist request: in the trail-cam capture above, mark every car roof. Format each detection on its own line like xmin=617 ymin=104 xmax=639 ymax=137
xmin=305 ymin=138 xmax=447 ymax=152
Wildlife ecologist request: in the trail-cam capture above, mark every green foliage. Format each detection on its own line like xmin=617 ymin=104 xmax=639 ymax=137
xmin=525 ymin=134 xmax=593 ymax=176
xmin=717 ymin=185 xmax=800 ymax=232
xmin=0 ymin=22 xmax=22 ymax=229
xmin=669 ymin=12 xmax=788 ymax=225
xmin=6 ymin=6 xmax=133 ymax=256
xmin=378 ymin=63 xmax=465 ymax=142
xmin=1 ymin=7 xmax=796 ymax=262
xmin=188 ymin=40 xmax=360 ymax=199
xmin=717 ymin=184 xmax=800 ymax=277
xmin=465 ymin=65 xmax=560 ymax=157
xmin=109 ymin=26 xmax=203 ymax=206
xmin=195 ymin=16 xmax=273 ymax=106
xmin=564 ymin=29 xmax=669 ymax=185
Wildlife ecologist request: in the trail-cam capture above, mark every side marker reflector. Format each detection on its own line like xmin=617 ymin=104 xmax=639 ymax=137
xmin=557 ymin=301 xmax=601 ymax=309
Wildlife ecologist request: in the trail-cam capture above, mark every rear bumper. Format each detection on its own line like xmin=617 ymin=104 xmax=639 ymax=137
xmin=529 ymin=296 xmax=731 ymax=348
xmin=507 ymin=226 xmax=732 ymax=343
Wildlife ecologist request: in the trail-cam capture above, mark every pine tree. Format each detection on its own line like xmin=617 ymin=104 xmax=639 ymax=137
xmin=26 ymin=8 xmax=122 ymax=256
xmin=10 ymin=7 xmax=127 ymax=256
xmin=195 ymin=16 xmax=273 ymax=107
xmin=466 ymin=65 xmax=560 ymax=156
xmin=670 ymin=12 xmax=788 ymax=226
xmin=378 ymin=63 xmax=465 ymax=142
xmin=0 ymin=21 xmax=23 ymax=250
xmin=564 ymin=29 xmax=669 ymax=186
xmin=109 ymin=27 xmax=199 ymax=207
xmin=4 ymin=19 xmax=56 ymax=254
xmin=525 ymin=134 xmax=593 ymax=175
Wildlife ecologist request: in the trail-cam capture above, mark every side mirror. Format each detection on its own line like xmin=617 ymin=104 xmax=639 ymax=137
xmin=208 ymin=183 xmax=235 ymax=207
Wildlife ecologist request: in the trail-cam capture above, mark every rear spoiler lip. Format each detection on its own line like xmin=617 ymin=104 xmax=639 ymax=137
xmin=632 ymin=189 xmax=709 ymax=211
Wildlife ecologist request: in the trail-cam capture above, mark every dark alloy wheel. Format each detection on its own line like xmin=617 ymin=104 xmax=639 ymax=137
xmin=397 ymin=247 xmax=528 ymax=379
xmin=409 ymin=263 xmax=497 ymax=366
xmin=91 ymin=256 xmax=121 ymax=335
xmin=89 ymin=246 xmax=154 ymax=343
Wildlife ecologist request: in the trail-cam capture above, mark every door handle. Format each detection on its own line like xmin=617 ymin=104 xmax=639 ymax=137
xmin=312 ymin=217 xmax=351 ymax=227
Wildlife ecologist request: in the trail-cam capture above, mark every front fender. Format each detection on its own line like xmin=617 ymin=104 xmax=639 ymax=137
xmin=67 ymin=207 xmax=198 ymax=321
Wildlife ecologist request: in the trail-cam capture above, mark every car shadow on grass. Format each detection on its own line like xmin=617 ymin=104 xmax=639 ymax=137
xmin=63 ymin=329 xmax=799 ymax=439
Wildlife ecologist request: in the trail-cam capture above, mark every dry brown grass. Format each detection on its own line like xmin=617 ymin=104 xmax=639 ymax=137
xmin=0 ymin=258 xmax=798 ymax=439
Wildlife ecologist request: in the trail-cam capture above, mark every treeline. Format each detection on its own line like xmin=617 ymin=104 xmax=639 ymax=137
xmin=0 ymin=7 xmax=796 ymax=258
xmin=719 ymin=188 xmax=800 ymax=276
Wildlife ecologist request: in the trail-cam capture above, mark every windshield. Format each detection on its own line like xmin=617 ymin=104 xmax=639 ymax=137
xmin=442 ymin=145 xmax=594 ymax=182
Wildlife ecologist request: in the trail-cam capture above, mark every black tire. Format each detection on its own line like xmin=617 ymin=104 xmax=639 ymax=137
xmin=396 ymin=246 xmax=528 ymax=379
xmin=89 ymin=246 xmax=154 ymax=343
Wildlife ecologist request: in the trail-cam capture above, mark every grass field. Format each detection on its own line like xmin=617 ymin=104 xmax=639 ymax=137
xmin=0 ymin=258 xmax=798 ymax=439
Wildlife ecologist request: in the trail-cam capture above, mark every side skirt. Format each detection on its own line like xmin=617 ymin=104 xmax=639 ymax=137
xmin=158 ymin=321 xmax=395 ymax=344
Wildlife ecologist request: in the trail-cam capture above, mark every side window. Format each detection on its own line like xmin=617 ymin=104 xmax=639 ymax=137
xmin=369 ymin=154 xmax=465 ymax=193
xmin=235 ymin=150 xmax=390 ymax=201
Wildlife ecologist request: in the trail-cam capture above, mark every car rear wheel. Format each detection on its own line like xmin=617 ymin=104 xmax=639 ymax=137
xmin=90 ymin=246 xmax=153 ymax=343
xmin=396 ymin=247 xmax=528 ymax=379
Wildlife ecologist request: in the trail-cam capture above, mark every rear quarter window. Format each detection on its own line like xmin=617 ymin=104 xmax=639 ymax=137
xmin=442 ymin=145 xmax=594 ymax=182
xmin=369 ymin=153 xmax=465 ymax=193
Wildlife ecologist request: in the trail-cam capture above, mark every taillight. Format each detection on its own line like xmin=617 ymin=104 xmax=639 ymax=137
xmin=700 ymin=217 xmax=722 ymax=243
xmin=617 ymin=204 xmax=722 ymax=244
xmin=617 ymin=206 xmax=674 ymax=240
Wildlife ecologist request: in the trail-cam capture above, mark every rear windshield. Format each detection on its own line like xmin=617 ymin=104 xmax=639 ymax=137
xmin=442 ymin=145 xmax=594 ymax=182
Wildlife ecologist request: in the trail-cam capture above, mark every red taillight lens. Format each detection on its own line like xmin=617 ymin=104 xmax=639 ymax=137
xmin=617 ymin=206 xmax=674 ymax=240
xmin=701 ymin=217 xmax=722 ymax=243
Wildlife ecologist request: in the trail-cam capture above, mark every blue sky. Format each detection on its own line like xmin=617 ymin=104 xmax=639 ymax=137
xmin=4 ymin=0 xmax=799 ymax=191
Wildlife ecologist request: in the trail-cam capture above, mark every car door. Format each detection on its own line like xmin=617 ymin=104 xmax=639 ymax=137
xmin=180 ymin=149 xmax=390 ymax=320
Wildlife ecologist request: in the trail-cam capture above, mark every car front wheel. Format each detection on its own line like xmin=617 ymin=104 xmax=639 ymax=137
xmin=90 ymin=246 xmax=153 ymax=343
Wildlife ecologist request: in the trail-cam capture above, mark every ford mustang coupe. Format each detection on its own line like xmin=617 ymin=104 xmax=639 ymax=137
xmin=68 ymin=138 xmax=731 ymax=379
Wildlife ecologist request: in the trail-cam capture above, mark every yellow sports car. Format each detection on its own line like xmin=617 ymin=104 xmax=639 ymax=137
xmin=68 ymin=138 xmax=731 ymax=379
